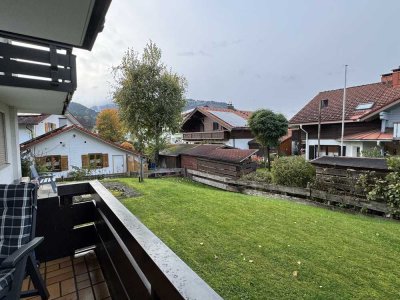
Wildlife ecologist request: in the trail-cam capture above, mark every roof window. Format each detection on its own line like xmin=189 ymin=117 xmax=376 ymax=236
xmin=355 ymin=102 xmax=374 ymax=110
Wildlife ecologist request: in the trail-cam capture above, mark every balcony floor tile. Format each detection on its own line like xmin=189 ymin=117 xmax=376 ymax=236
xmin=21 ymin=251 xmax=111 ymax=300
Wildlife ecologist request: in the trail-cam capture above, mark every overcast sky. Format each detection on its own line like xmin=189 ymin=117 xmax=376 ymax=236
xmin=73 ymin=0 xmax=400 ymax=118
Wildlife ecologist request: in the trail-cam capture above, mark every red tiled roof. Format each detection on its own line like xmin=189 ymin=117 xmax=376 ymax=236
xmin=342 ymin=128 xmax=393 ymax=141
xmin=18 ymin=114 xmax=50 ymax=125
xmin=181 ymin=144 xmax=257 ymax=163
xmin=289 ymin=82 xmax=400 ymax=125
xmin=20 ymin=125 xmax=137 ymax=154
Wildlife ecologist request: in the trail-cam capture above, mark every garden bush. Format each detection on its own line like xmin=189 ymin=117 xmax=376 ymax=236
xmin=271 ymin=156 xmax=315 ymax=187
xmin=241 ymin=169 xmax=272 ymax=183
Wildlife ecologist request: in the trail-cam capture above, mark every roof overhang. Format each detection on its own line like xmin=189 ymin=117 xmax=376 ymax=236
xmin=289 ymin=120 xmax=356 ymax=127
xmin=0 ymin=0 xmax=111 ymax=50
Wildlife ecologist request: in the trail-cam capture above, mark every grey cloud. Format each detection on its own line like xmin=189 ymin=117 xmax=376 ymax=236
xmin=212 ymin=39 xmax=243 ymax=48
xmin=177 ymin=50 xmax=211 ymax=57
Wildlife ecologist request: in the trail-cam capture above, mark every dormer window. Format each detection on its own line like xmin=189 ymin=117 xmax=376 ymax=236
xmin=356 ymin=102 xmax=374 ymax=110
xmin=320 ymin=99 xmax=329 ymax=108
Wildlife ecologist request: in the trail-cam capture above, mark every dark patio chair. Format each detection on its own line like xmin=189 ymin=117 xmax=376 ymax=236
xmin=0 ymin=183 xmax=49 ymax=299
xmin=30 ymin=165 xmax=57 ymax=194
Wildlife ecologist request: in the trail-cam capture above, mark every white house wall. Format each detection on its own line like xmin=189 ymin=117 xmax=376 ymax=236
xmin=18 ymin=114 xmax=74 ymax=143
xmin=307 ymin=139 xmax=365 ymax=159
xmin=30 ymin=129 xmax=131 ymax=178
xmin=0 ymin=102 xmax=21 ymax=183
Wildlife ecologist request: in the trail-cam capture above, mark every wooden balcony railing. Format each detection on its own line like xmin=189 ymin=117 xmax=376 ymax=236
xmin=35 ymin=181 xmax=221 ymax=300
xmin=0 ymin=38 xmax=76 ymax=93
xmin=182 ymin=131 xmax=227 ymax=141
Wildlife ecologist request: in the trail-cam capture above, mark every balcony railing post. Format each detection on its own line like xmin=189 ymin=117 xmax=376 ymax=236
xmin=49 ymin=45 xmax=59 ymax=86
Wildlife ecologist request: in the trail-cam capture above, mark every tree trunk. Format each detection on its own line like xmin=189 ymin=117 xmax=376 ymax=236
xmin=267 ymin=146 xmax=271 ymax=171
xmin=139 ymin=154 xmax=144 ymax=182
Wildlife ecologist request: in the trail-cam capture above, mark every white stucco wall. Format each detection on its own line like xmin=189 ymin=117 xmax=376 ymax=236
xmin=0 ymin=102 xmax=21 ymax=184
xmin=306 ymin=139 xmax=367 ymax=159
xmin=29 ymin=128 xmax=133 ymax=178
xmin=226 ymin=138 xmax=252 ymax=149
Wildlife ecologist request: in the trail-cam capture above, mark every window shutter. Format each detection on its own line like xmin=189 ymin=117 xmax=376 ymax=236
xmin=81 ymin=154 xmax=89 ymax=168
xmin=102 ymin=153 xmax=109 ymax=168
xmin=61 ymin=156 xmax=68 ymax=171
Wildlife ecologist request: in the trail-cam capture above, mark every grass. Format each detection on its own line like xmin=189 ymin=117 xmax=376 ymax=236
xmin=115 ymin=177 xmax=400 ymax=299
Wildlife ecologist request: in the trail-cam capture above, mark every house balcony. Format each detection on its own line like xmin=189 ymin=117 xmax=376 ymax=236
xmin=0 ymin=38 xmax=76 ymax=114
xmin=33 ymin=181 xmax=221 ymax=299
xmin=182 ymin=131 xmax=228 ymax=141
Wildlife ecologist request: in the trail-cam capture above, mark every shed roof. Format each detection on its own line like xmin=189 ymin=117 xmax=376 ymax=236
xmin=311 ymin=156 xmax=388 ymax=170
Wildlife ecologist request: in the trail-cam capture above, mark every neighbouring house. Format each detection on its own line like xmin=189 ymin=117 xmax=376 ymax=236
xmin=160 ymin=144 xmax=257 ymax=178
xmin=248 ymin=129 xmax=293 ymax=157
xmin=289 ymin=67 xmax=400 ymax=160
xmin=20 ymin=125 xmax=139 ymax=178
xmin=18 ymin=112 xmax=82 ymax=143
xmin=181 ymin=105 xmax=255 ymax=149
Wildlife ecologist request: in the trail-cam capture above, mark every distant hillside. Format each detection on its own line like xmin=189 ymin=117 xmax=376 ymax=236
xmin=91 ymin=103 xmax=117 ymax=112
xmin=69 ymin=99 xmax=229 ymax=130
xmin=184 ymin=99 xmax=228 ymax=111
xmin=68 ymin=102 xmax=98 ymax=130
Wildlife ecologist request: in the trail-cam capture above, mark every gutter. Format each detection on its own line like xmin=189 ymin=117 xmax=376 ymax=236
xmin=299 ymin=125 xmax=309 ymax=160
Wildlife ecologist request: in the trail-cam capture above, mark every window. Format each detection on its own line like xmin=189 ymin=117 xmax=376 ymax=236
xmin=320 ymin=99 xmax=329 ymax=108
xmin=213 ymin=122 xmax=219 ymax=131
xmin=89 ymin=153 xmax=103 ymax=168
xmin=356 ymin=102 xmax=374 ymax=110
xmin=45 ymin=122 xmax=57 ymax=132
xmin=44 ymin=155 xmax=61 ymax=171
xmin=0 ymin=112 xmax=6 ymax=165
xmin=82 ymin=153 xmax=109 ymax=169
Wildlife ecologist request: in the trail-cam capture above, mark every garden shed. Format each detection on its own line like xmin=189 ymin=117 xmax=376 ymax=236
xmin=180 ymin=144 xmax=257 ymax=178
xmin=311 ymin=156 xmax=389 ymax=194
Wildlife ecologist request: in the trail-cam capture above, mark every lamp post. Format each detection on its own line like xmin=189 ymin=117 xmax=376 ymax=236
xmin=340 ymin=65 xmax=348 ymax=156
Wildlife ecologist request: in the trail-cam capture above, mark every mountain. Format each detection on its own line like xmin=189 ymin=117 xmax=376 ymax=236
xmin=91 ymin=103 xmax=117 ymax=112
xmin=68 ymin=102 xmax=98 ymax=130
xmin=184 ymin=99 xmax=228 ymax=111
xmin=69 ymin=99 xmax=229 ymax=130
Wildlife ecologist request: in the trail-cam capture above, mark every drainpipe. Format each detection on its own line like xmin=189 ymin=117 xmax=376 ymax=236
xmin=300 ymin=125 xmax=309 ymax=160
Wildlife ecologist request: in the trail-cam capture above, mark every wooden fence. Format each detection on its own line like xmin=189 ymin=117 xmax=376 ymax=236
xmin=186 ymin=169 xmax=391 ymax=216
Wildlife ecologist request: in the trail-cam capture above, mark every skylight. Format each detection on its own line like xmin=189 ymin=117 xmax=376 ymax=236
xmin=356 ymin=102 xmax=374 ymax=110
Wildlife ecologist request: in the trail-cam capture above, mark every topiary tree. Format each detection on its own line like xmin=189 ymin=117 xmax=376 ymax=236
xmin=248 ymin=109 xmax=288 ymax=170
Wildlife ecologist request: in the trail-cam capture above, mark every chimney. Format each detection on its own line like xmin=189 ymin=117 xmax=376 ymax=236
xmin=381 ymin=67 xmax=400 ymax=87
xmin=227 ymin=101 xmax=235 ymax=110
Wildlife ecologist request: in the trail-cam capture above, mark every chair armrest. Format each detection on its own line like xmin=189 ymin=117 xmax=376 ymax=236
xmin=0 ymin=237 xmax=44 ymax=269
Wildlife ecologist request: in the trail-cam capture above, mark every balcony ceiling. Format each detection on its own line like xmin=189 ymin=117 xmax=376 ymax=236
xmin=0 ymin=85 xmax=69 ymax=114
xmin=0 ymin=0 xmax=111 ymax=50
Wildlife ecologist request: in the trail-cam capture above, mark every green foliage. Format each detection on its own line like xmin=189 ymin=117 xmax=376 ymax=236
xmin=241 ymin=168 xmax=272 ymax=183
xmin=387 ymin=156 xmax=400 ymax=172
xmin=361 ymin=147 xmax=383 ymax=158
xmin=356 ymin=156 xmax=400 ymax=215
xmin=271 ymin=156 xmax=315 ymax=187
xmin=21 ymin=157 xmax=31 ymax=177
xmin=67 ymin=166 xmax=91 ymax=181
xmin=119 ymin=177 xmax=400 ymax=299
xmin=248 ymin=109 xmax=288 ymax=169
xmin=113 ymin=41 xmax=187 ymax=163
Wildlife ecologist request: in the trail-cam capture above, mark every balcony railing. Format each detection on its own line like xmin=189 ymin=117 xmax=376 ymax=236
xmin=182 ymin=131 xmax=227 ymax=141
xmin=35 ymin=181 xmax=221 ymax=300
xmin=0 ymin=38 xmax=76 ymax=93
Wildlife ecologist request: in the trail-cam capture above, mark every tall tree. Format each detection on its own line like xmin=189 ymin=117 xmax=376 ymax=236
xmin=113 ymin=41 xmax=186 ymax=165
xmin=95 ymin=108 xmax=125 ymax=142
xmin=248 ymin=109 xmax=288 ymax=170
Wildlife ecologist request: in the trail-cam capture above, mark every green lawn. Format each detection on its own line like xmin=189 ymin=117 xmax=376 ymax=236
xmin=115 ymin=177 xmax=400 ymax=299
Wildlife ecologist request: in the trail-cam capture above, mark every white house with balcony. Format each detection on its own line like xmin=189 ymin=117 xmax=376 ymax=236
xmin=289 ymin=67 xmax=400 ymax=159
xmin=18 ymin=112 xmax=82 ymax=143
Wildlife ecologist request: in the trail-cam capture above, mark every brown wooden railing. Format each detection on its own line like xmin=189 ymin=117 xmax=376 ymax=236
xmin=182 ymin=131 xmax=227 ymax=140
xmin=0 ymin=39 xmax=76 ymax=93
xmin=36 ymin=181 xmax=221 ymax=300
